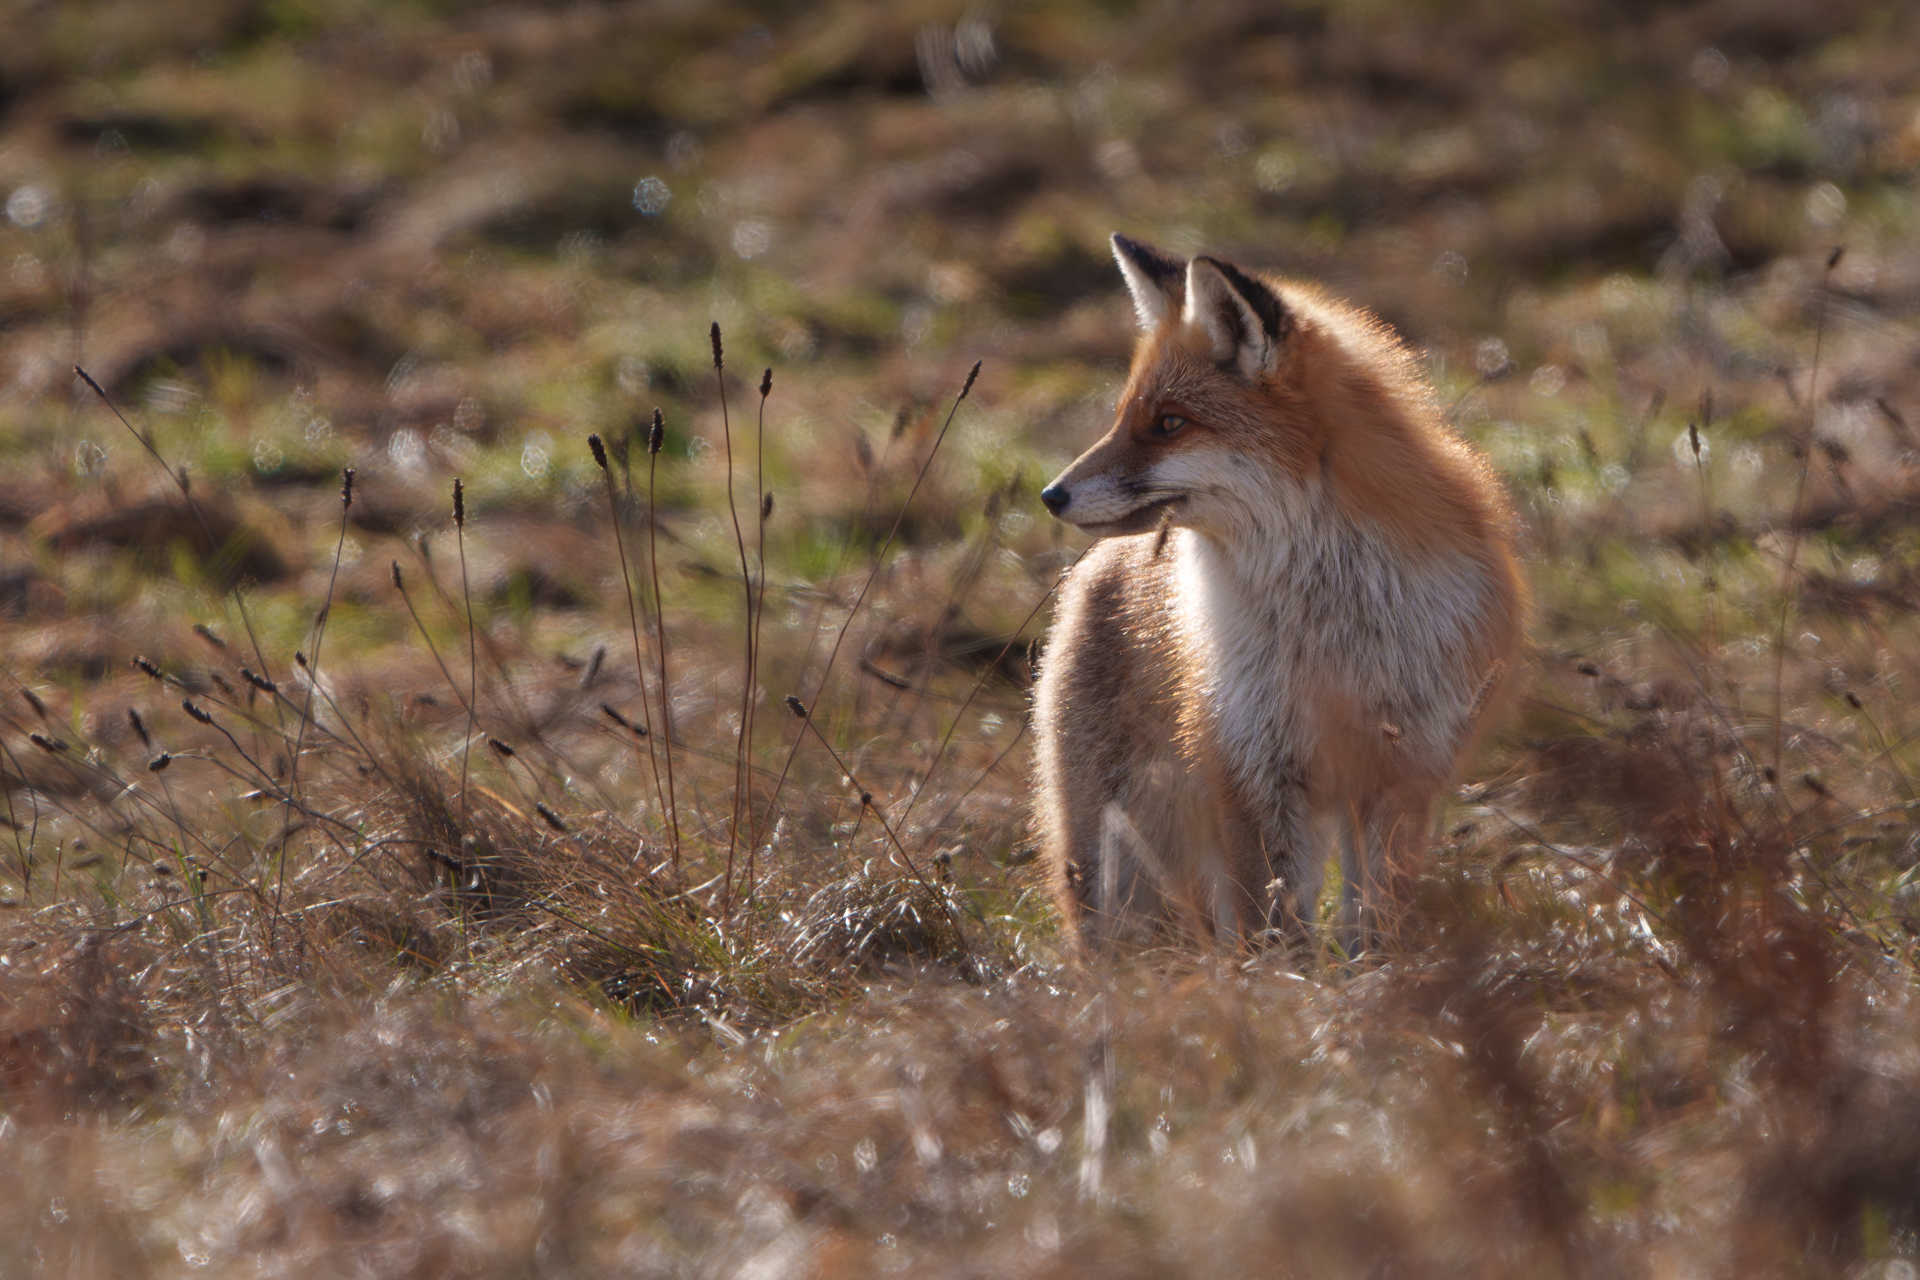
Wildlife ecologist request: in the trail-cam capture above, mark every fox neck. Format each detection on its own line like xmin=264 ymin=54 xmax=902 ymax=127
xmin=1168 ymin=484 xmax=1447 ymax=799
xmin=1179 ymin=469 xmax=1338 ymax=591
xmin=1169 ymin=494 xmax=1337 ymax=816
xmin=1171 ymin=478 xmax=1493 ymax=803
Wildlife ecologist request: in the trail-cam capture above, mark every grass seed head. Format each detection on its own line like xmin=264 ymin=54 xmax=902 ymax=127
xmin=588 ymin=433 xmax=609 ymax=471
xmin=648 ymin=408 xmax=664 ymax=455
xmin=127 ymin=708 xmax=151 ymax=747
xmin=453 ymin=477 xmax=466 ymax=528
xmin=28 ymin=732 xmax=64 ymax=753
xmin=340 ymin=466 xmax=354 ymax=510
xmin=760 ymin=367 xmax=772 ymax=397
xmin=181 ymin=700 xmax=214 ymax=726
xmin=710 ymin=321 xmax=723 ymax=369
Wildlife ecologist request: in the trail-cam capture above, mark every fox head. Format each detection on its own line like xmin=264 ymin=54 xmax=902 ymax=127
xmin=1040 ymin=234 xmax=1370 ymax=542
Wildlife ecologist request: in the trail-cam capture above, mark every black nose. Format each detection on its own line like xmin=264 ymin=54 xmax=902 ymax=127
xmin=1040 ymin=484 xmax=1069 ymax=515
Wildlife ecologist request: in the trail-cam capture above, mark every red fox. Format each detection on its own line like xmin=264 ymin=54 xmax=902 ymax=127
xmin=1033 ymin=234 xmax=1524 ymax=954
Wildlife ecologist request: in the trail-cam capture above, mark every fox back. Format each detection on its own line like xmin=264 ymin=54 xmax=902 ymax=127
xmin=1032 ymin=234 xmax=1524 ymax=953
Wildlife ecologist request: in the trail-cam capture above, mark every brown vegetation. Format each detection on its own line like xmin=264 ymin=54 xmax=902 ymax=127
xmin=5 ymin=0 xmax=1920 ymax=1275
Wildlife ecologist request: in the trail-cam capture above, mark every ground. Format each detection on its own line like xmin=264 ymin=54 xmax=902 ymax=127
xmin=6 ymin=1 xmax=1920 ymax=1275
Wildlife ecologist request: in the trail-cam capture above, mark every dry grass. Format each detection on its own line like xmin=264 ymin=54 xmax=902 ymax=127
xmin=7 ymin=0 xmax=1920 ymax=1275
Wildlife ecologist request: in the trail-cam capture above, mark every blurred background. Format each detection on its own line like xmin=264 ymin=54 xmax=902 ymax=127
xmin=12 ymin=5 xmax=1920 ymax=1275
xmin=4 ymin=0 xmax=1917 ymax=630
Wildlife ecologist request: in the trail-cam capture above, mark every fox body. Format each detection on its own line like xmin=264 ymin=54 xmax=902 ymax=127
xmin=1033 ymin=235 xmax=1524 ymax=951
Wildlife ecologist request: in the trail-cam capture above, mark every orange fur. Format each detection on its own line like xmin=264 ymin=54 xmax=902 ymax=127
xmin=1033 ymin=235 xmax=1526 ymax=955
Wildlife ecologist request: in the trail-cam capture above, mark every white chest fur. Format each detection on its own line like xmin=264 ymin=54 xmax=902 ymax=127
xmin=1170 ymin=505 xmax=1492 ymax=810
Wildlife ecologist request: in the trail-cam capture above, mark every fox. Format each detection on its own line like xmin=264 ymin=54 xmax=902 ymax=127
xmin=1032 ymin=233 xmax=1525 ymax=954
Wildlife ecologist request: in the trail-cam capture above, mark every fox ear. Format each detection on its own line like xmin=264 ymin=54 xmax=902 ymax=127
xmin=1111 ymin=233 xmax=1186 ymax=330
xmin=1185 ymin=256 xmax=1291 ymax=379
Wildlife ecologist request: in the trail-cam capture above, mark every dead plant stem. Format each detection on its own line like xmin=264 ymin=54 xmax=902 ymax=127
xmin=712 ymin=326 xmax=756 ymax=915
xmin=896 ymin=562 xmax=1069 ymax=833
xmin=647 ymin=411 xmax=682 ymax=864
xmin=743 ymin=369 xmax=773 ymax=889
xmin=1770 ymin=247 xmax=1844 ymax=782
xmin=757 ymin=361 xmax=981 ymax=871
xmin=590 ymin=438 xmax=671 ymax=860
xmin=454 ymin=481 xmax=479 ymax=826
xmin=787 ymin=699 xmax=971 ymax=963
xmin=272 ymin=470 xmax=353 ymax=948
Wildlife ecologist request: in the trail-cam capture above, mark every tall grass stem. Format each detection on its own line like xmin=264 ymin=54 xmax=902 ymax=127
xmin=743 ymin=368 xmax=773 ymax=891
xmin=1770 ymin=247 xmax=1843 ymax=780
xmin=589 ymin=434 xmax=672 ymax=860
xmin=711 ymin=325 xmax=756 ymax=914
xmin=756 ymin=362 xmax=981 ymax=864
xmin=646 ymin=410 xmax=682 ymax=863
xmin=454 ymin=479 xmax=479 ymax=827
xmin=271 ymin=467 xmax=354 ymax=946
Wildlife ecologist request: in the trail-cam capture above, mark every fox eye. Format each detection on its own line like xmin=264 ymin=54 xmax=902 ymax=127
xmin=1150 ymin=414 xmax=1188 ymax=437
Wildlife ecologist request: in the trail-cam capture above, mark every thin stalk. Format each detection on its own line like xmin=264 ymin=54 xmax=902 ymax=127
xmin=272 ymin=467 xmax=353 ymax=947
xmin=405 ymin=524 xmax=527 ymax=722
xmin=646 ymin=410 xmax=682 ymax=863
xmin=928 ymin=713 xmax=1032 ymax=836
xmin=453 ymin=480 xmax=479 ymax=825
xmin=74 ymin=366 xmax=286 ymax=733
xmin=0 ymin=737 xmax=29 ymax=892
xmin=1770 ymin=246 xmax=1844 ymax=782
xmin=757 ymin=361 xmax=981 ymax=863
xmin=1686 ymin=404 xmax=1718 ymax=664
xmin=744 ymin=367 xmax=773 ymax=887
xmin=883 ymin=483 xmax=1007 ymax=741
xmin=224 ymin=583 xmax=290 ymax=743
xmin=181 ymin=700 xmax=294 ymax=801
xmin=390 ymin=561 xmax=475 ymax=717
xmin=781 ymin=696 xmax=972 ymax=964
xmin=483 ymin=736 xmax=548 ymax=821
xmin=588 ymin=434 xmax=671 ymax=851
xmin=712 ymin=324 xmax=756 ymax=912
xmin=898 ymin=563 xmax=1071 ymax=833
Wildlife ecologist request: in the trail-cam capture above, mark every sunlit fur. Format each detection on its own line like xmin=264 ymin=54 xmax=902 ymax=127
xmin=1034 ymin=235 xmax=1526 ymax=954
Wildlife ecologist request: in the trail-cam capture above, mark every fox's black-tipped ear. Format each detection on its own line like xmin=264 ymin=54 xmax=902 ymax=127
xmin=1184 ymin=256 xmax=1291 ymax=379
xmin=1112 ymin=233 xmax=1186 ymax=331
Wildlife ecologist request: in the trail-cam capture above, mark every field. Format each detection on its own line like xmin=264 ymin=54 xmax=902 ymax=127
xmin=6 ymin=1 xmax=1920 ymax=1274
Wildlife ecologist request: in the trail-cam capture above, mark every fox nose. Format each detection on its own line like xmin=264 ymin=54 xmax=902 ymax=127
xmin=1040 ymin=484 xmax=1070 ymax=515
